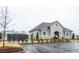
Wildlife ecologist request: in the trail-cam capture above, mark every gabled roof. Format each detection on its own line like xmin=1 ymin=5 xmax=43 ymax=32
xmin=63 ymin=27 xmax=72 ymax=32
xmin=29 ymin=22 xmax=51 ymax=32
xmin=29 ymin=20 xmax=73 ymax=32
xmin=52 ymin=21 xmax=73 ymax=32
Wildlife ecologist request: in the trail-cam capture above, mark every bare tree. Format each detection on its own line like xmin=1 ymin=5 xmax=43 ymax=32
xmin=0 ymin=6 xmax=14 ymax=47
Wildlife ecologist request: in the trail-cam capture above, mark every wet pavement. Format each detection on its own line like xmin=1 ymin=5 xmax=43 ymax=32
xmin=22 ymin=43 xmax=79 ymax=53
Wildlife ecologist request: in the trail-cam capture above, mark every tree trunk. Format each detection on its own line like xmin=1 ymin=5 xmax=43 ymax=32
xmin=3 ymin=30 xmax=5 ymax=47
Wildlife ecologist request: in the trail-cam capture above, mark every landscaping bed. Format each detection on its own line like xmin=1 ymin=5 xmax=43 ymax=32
xmin=0 ymin=46 xmax=24 ymax=53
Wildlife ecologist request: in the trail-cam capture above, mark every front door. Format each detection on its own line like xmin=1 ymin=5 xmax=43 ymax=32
xmin=54 ymin=31 xmax=59 ymax=37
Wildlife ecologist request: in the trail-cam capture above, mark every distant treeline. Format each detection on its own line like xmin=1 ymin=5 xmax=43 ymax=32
xmin=7 ymin=34 xmax=28 ymax=40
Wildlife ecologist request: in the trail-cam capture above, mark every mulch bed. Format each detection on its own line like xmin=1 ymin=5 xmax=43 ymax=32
xmin=0 ymin=46 xmax=24 ymax=53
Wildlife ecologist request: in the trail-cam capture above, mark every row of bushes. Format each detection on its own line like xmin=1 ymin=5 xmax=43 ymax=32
xmin=31 ymin=38 xmax=71 ymax=43
xmin=0 ymin=38 xmax=71 ymax=44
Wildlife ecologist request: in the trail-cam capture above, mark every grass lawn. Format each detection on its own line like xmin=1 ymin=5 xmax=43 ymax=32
xmin=70 ymin=39 xmax=79 ymax=43
xmin=0 ymin=46 xmax=24 ymax=53
xmin=0 ymin=41 xmax=25 ymax=53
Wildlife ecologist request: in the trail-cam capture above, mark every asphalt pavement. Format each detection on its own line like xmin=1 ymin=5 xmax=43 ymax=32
xmin=22 ymin=43 xmax=79 ymax=53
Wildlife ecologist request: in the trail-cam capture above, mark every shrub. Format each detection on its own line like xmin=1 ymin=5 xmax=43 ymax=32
xmin=60 ymin=39 xmax=65 ymax=43
xmin=37 ymin=39 xmax=40 ymax=44
xmin=25 ymin=40 xmax=28 ymax=43
xmin=72 ymin=33 xmax=75 ymax=39
xmin=40 ymin=39 xmax=43 ymax=43
xmin=53 ymin=36 xmax=59 ymax=42
xmin=50 ymin=39 xmax=53 ymax=43
xmin=31 ymin=39 xmax=34 ymax=43
xmin=22 ymin=40 xmax=24 ymax=43
xmin=53 ymin=36 xmax=58 ymax=39
xmin=65 ymin=39 xmax=70 ymax=42
xmin=62 ymin=37 xmax=64 ymax=39
xmin=57 ymin=39 xmax=62 ymax=42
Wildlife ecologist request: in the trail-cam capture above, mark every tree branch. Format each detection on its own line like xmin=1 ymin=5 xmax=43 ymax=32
xmin=0 ymin=23 xmax=4 ymax=27
xmin=6 ymin=17 xmax=14 ymax=26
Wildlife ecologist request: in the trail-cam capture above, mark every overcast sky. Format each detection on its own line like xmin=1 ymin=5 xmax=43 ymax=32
xmin=0 ymin=0 xmax=79 ymax=35
xmin=4 ymin=6 xmax=78 ymax=35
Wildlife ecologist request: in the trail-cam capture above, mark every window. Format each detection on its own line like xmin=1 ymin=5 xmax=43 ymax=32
xmin=54 ymin=31 xmax=59 ymax=37
xmin=56 ymin=24 xmax=58 ymax=27
xmin=43 ymin=32 xmax=46 ymax=35
xmin=48 ymin=26 xmax=50 ymax=30
xmin=67 ymin=33 xmax=68 ymax=36
xmin=63 ymin=31 xmax=65 ymax=36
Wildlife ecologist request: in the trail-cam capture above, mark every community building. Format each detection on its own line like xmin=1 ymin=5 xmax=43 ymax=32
xmin=29 ymin=21 xmax=73 ymax=39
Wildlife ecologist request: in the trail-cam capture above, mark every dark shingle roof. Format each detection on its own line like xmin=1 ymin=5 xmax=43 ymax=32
xmin=63 ymin=27 xmax=72 ymax=32
xmin=29 ymin=21 xmax=73 ymax=32
xmin=29 ymin=22 xmax=51 ymax=32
